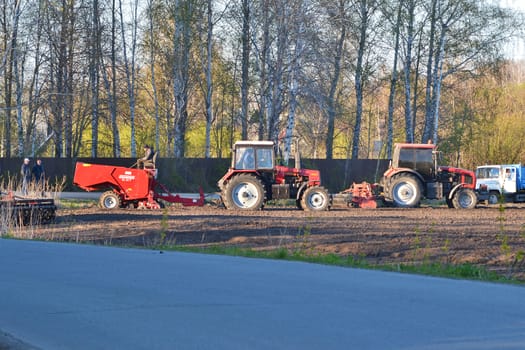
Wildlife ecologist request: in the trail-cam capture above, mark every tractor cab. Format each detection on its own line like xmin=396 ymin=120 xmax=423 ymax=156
xmin=392 ymin=143 xmax=436 ymax=181
xmin=232 ymin=141 xmax=275 ymax=171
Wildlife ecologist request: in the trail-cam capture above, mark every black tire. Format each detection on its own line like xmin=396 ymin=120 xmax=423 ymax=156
xmin=222 ymin=174 xmax=265 ymax=210
xmin=99 ymin=191 xmax=121 ymax=209
xmin=300 ymin=186 xmax=329 ymax=211
xmin=452 ymin=188 xmax=477 ymax=209
xmin=390 ymin=174 xmax=421 ymax=208
xmin=487 ymin=191 xmax=500 ymax=205
xmin=446 ymin=197 xmax=454 ymax=208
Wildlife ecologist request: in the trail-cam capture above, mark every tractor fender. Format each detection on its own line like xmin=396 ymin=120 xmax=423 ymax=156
xmin=218 ymin=169 xmax=258 ymax=191
xmin=383 ymin=168 xmax=425 ymax=190
xmin=296 ymin=182 xmax=309 ymax=200
xmin=447 ymin=183 xmax=467 ymax=200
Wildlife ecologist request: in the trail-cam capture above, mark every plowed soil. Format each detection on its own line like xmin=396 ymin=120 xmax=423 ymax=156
xmin=25 ymin=202 xmax=525 ymax=281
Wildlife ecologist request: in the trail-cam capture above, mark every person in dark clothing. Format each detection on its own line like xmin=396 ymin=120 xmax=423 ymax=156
xmin=32 ymin=159 xmax=46 ymax=194
xmin=138 ymin=145 xmax=155 ymax=169
xmin=32 ymin=159 xmax=45 ymax=183
xmin=21 ymin=158 xmax=32 ymax=195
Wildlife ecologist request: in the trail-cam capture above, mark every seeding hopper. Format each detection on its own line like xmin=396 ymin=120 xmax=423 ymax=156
xmin=73 ymin=162 xmax=205 ymax=209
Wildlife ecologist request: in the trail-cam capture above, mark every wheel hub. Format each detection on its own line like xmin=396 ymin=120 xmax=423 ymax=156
xmin=233 ymin=183 xmax=259 ymax=208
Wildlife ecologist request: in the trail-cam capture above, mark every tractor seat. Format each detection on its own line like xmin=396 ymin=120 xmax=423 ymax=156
xmin=143 ymin=152 xmax=158 ymax=169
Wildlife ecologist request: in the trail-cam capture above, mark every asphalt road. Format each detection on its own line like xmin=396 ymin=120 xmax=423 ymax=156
xmin=0 ymin=239 xmax=524 ymax=350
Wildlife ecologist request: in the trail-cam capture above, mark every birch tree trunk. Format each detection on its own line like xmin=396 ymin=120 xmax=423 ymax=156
xmin=2 ymin=0 xmax=14 ymax=157
xmin=119 ymin=0 xmax=138 ymax=157
xmin=258 ymin=0 xmax=270 ymax=140
xmin=148 ymin=0 xmax=160 ymax=154
xmin=64 ymin=0 xmax=75 ymax=158
xmin=325 ymin=0 xmax=346 ymax=160
xmin=204 ymin=0 xmax=214 ymax=158
xmin=110 ymin=0 xmax=120 ymax=157
xmin=12 ymin=0 xmax=23 ymax=156
xmin=351 ymin=0 xmax=369 ymax=159
xmin=267 ymin=0 xmax=287 ymax=144
xmin=240 ymin=0 xmax=249 ymax=140
xmin=283 ymin=19 xmax=305 ymax=165
xmin=386 ymin=0 xmax=402 ymax=159
xmin=89 ymin=0 xmax=100 ymax=157
xmin=422 ymin=0 xmax=437 ymax=144
xmin=403 ymin=0 xmax=416 ymax=143
xmin=172 ymin=0 xmax=192 ymax=158
xmin=431 ymin=25 xmax=446 ymax=144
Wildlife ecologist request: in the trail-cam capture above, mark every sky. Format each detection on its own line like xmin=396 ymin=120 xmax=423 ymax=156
xmin=500 ymin=0 xmax=525 ymax=60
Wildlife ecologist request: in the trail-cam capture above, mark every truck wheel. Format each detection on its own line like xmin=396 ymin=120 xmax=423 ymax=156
xmin=390 ymin=174 xmax=421 ymax=208
xmin=487 ymin=191 xmax=499 ymax=205
xmin=452 ymin=188 xmax=477 ymax=209
xmin=300 ymin=186 xmax=329 ymax=211
xmin=99 ymin=191 xmax=121 ymax=209
xmin=222 ymin=174 xmax=265 ymax=210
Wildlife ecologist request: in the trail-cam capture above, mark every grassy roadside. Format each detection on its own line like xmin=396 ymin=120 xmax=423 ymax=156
xmin=7 ymin=198 xmax=524 ymax=285
xmin=160 ymin=245 xmax=522 ymax=285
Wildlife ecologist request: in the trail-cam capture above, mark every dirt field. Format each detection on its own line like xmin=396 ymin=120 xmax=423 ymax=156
xmin=24 ymin=201 xmax=525 ymax=281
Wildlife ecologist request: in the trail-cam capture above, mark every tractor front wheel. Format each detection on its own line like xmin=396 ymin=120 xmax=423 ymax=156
xmin=222 ymin=174 xmax=265 ymax=210
xmin=99 ymin=191 xmax=121 ymax=209
xmin=452 ymin=188 xmax=477 ymax=209
xmin=300 ymin=186 xmax=330 ymax=211
xmin=390 ymin=174 xmax=421 ymax=208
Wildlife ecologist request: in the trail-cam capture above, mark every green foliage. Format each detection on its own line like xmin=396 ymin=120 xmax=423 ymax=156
xmin=460 ymin=77 xmax=525 ymax=168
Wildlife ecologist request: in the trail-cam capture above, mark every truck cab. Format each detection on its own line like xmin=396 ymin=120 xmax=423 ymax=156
xmin=476 ymin=164 xmax=525 ymax=204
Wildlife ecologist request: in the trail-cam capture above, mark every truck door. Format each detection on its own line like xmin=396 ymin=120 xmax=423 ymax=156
xmin=503 ymin=166 xmax=517 ymax=194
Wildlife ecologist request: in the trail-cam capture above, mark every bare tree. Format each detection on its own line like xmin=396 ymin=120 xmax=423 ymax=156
xmin=324 ymin=0 xmax=348 ymax=159
xmin=351 ymin=0 xmax=378 ymax=159
xmin=89 ymin=0 xmax=101 ymax=157
xmin=147 ymin=0 xmax=160 ymax=154
xmin=282 ymin=1 xmax=307 ymax=164
xmin=119 ymin=0 xmax=139 ymax=157
xmin=385 ymin=0 xmax=402 ymax=158
xmin=172 ymin=0 xmax=194 ymax=158
xmin=240 ymin=0 xmax=249 ymax=140
xmin=1 ymin=0 xmax=17 ymax=157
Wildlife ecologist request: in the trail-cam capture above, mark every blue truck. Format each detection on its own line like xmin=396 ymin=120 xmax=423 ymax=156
xmin=475 ymin=164 xmax=525 ymax=204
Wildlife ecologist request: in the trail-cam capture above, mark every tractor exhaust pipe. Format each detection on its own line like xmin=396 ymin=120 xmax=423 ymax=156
xmin=295 ymin=140 xmax=301 ymax=170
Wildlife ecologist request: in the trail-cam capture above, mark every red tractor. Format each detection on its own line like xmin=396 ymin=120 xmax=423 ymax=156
xmin=217 ymin=140 xmax=329 ymax=211
xmin=379 ymin=143 xmax=477 ymax=209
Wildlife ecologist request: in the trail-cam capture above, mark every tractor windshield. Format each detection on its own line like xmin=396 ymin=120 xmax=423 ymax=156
xmin=235 ymin=146 xmax=274 ymax=170
xmin=256 ymin=148 xmax=273 ymax=169
xmin=235 ymin=147 xmax=255 ymax=169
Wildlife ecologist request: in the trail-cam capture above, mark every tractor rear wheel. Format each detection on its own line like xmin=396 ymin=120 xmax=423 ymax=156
xmin=99 ymin=191 xmax=121 ymax=209
xmin=390 ymin=174 xmax=421 ymax=208
xmin=222 ymin=174 xmax=265 ymax=210
xmin=452 ymin=188 xmax=477 ymax=209
xmin=300 ymin=186 xmax=330 ymax=211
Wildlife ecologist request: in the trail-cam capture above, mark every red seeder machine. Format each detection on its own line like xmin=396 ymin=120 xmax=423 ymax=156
xmin=73 ymin=162 xmax=205 ymax=209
